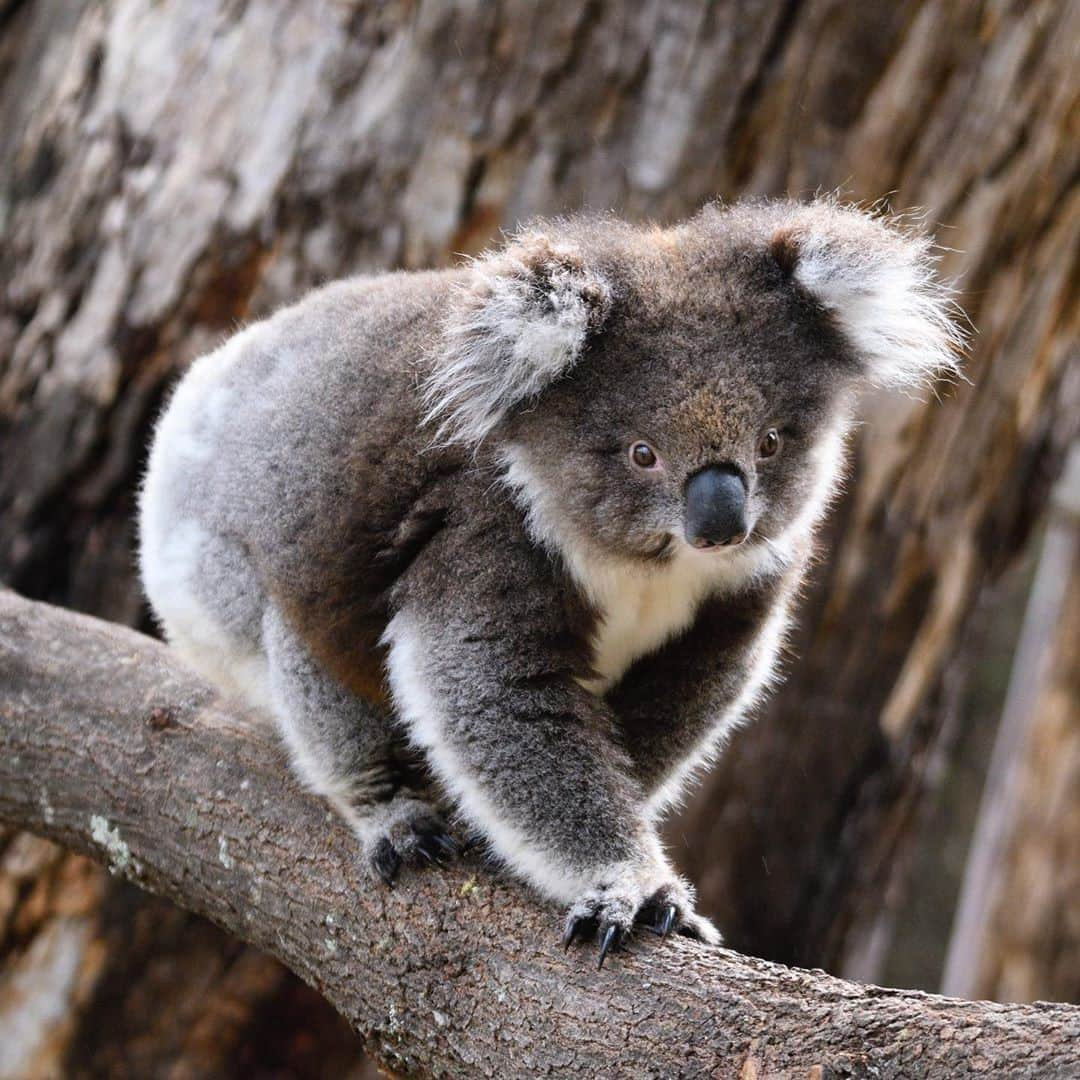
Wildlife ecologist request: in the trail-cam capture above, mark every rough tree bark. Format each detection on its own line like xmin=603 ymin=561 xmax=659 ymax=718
xmin=941 ymin=448 xmax=1080 ymax=1003
xmin=1 ymin=589 xmax=1078 ymax=1079
xmin=1 ymin=0 xmax=1077 ymax=1071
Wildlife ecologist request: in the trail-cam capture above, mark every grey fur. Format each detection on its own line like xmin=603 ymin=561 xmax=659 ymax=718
xmin=139 ymin=199 xmax=963 ymax=952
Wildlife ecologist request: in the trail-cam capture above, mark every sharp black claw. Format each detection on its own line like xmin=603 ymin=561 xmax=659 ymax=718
xmin=415 ymin=835 xmax=448 ymax=867
xmin=431 ymin=830 xmax=460 ymax=857
xmin=597 ymin=923 xmax=624 ymax=969
xmin=372 ymin=838 xmax=401 ymax=887
xmin=411 ymin=823 xmax=457 ymax=864
xmin=657 ymin=903 xmax=678 ymax=937
xmin=563 ymin=916 xmax=587 ymax=950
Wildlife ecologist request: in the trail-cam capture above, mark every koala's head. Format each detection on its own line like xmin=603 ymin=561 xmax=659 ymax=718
xmin=424 ymin=200 xmax=965 ymax=567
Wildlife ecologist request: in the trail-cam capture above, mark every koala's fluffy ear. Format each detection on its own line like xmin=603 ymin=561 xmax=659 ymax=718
xmin=423 ymin=234 xmax=611 ymax=445
xmin=773 ymin=204 xmax=967 ymax=389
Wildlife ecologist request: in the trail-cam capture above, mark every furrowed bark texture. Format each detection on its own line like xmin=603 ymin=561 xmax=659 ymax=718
xmin=942 ymin=453 xmax=1080 ymax=1003
xmin=1 ymin=590 xmax=1077 ymax=1079
xmin=1 ymin=0 xmax=1078 ymax=1068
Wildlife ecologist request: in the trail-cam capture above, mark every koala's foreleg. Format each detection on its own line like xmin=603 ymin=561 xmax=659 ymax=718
xmin=383 ymin=605 xmax=720 ymax=963
xmin=608 ymin=583 xmax=793 ymax=821
xmin=261 ymin=606 xmax=455 ymax=883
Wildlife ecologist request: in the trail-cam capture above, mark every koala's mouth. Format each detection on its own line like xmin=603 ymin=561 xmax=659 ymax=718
xmin=678 ymin=517 xmax=761 ymax=557
xmin=682 ymin=536 xmax=750 ymax=556
xmin=643 ymin=528 xmax=759 ymax=563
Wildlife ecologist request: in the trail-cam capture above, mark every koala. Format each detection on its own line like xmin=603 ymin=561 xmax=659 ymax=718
xmin=139 ymin=199 xmax=963 ymax=966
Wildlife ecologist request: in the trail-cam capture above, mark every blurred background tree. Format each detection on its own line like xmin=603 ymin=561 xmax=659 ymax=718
xmin=1 ymin=0 xmax=1076 ymax=1074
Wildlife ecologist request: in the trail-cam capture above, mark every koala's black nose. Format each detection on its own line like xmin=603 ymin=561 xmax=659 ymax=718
xmin=684 ymin=466 xmax=748 ymax=549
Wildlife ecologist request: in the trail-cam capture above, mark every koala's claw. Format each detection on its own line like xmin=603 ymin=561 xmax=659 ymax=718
xmin=562 ymin=915 xmax=595 ymax=950
xmin=597 ymin=923 xmax=627 ymax=969
xmin=634 ymin=886 xmax=723 ymax=945
xmin=562 ymin=913 xmax=628 ymax=966
xmin=563 ymin=873 xmax=722 ymax=962
xmin=635 ymin=897 xmax=681 ymax=937
xmin=412 ymin=824 xmax=457 ymax=867
xmin=647 ymin=902 xmax=678 ymax=937
xmin=371 ymin=837 xmax=402 ymax=886
xmin=414 ymin=843 xmax=439 ymax=867
xmin=429 ymin=828 xmax=461 ymax=858
xmin=359 ymin=796 xmax=457 ymax=885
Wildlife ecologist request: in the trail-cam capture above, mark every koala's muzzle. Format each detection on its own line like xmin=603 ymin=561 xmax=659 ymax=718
xmin=684 ymin=466 xmax=748 ymax=549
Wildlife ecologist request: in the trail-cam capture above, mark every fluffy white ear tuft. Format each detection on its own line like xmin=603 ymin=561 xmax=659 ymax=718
xmin=781 ymin=205 xmax=967 ymax=390
xmin=423 ymin=235 xmax=611 ymax=446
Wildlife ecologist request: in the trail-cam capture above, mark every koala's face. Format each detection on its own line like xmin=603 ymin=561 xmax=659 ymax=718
xmin=505 ymin=244 xmax=856 ymax=563
xmin=425 ymin=200 xmax=962 ymax=566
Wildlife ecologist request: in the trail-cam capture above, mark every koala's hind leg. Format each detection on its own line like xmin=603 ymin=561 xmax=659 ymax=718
xmin=262 ymin=607 xmax=456 ymax=883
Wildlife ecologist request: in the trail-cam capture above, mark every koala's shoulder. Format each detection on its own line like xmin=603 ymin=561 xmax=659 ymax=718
xmin=252 ymin=269 xmax=458 ymax=363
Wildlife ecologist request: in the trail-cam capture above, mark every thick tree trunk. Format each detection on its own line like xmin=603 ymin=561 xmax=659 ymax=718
xmin=1 ymin=0 xmax=1077 ymax=1071
xmin=941 ymin=448 xmax=1080 ymax=1003
xmin=1 ymin=589 xmax=1078 ymax=1079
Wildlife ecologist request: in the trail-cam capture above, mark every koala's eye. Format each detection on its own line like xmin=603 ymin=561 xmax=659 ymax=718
xmin=630 ymin=442 xmax=659 ymax=470
xmin=758 ymin=429 xmax=781 ymax=459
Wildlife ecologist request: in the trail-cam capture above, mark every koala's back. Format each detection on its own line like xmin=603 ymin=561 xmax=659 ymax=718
xmin=140 ymin=269 xmax=463 ymax=707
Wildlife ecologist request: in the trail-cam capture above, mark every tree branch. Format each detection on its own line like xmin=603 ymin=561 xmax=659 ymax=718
xmin=0 ymin=590 xmax=1076 ymax=1078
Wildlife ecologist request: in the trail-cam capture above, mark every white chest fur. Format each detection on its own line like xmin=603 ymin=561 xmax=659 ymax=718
xmin=570 ymin=542 xmax=775 ymax=696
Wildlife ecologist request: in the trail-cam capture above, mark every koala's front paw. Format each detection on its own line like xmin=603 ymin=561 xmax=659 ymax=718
xmin=563 ymin=868 xmax=721 ymax=967
xmin=356 ymin=794 xmax=459 ymax=886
